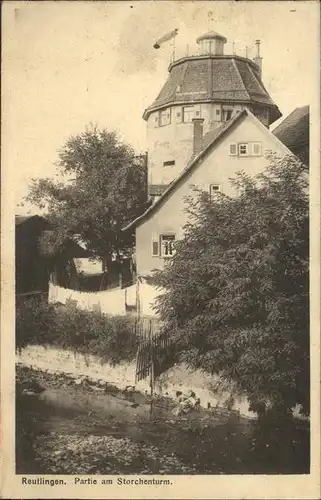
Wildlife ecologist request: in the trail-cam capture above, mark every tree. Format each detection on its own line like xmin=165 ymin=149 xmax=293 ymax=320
xmin=154 ymin=154 xmax=309 ymax=415
xmin=27 ymin=125 xmax=149 ymax=270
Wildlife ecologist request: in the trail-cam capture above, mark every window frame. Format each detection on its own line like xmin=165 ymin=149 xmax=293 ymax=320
xmin=238 ymin=143 xmax=249 ymax=156
xmin=209 ymin=184 xmax=221 ymax=193
xmin=222 ymin=107 xmax=233 ymax=122
xmin=160 ymin=233 xmax=176 ymax=258
xmin=182 ymin=105 xmax=195 ymax=123
xmin=209 ymin=184 xmax=222 ymax=200
xmin=159 ymin=108 xmax=171 ymax=127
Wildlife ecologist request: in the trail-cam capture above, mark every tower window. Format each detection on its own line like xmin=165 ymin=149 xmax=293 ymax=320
xmin=182 ymin=106 xmax=194 ymax=123
xmin=223 ymin=109 xmax=233 ymax=121
xmin=159 ymin=108 xmax=171 ymax=126
xmin=163 ymin=160 xmax=175 ymax=166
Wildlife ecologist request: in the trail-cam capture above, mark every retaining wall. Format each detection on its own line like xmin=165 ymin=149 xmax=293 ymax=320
xmin=16 ymin=344 xmax=255 ymax=418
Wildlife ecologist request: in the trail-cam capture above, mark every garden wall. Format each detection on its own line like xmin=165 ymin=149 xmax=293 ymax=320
xmin=16 ymin=345 xmax=255 ymax=418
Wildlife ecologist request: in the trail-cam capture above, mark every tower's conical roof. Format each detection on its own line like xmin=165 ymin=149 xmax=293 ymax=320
xmin=143 ymin=54 xmax=281 ymax=124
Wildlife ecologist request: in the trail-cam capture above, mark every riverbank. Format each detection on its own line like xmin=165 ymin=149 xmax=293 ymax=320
xmin=16 ymin=364 xmax=309 ymax=475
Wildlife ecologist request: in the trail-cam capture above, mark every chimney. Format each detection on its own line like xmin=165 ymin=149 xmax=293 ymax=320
xmin=192 ymin=118 xmax=204 ymax=156
xmin=253 ymin=39 xmax=263 ymax=77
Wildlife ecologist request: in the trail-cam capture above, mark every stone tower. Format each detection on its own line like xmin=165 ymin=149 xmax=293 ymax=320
xmin=143 ymin=30 xmax=281 ymax=193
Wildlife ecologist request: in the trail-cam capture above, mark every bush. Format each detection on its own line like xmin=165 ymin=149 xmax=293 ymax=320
xmin=16 ymin=296 xmax=57 ymax=351
xmin=154 ymin=155 xmax=309 ymax=415
xmin=16 ymin=298 xmax=139 ymax=365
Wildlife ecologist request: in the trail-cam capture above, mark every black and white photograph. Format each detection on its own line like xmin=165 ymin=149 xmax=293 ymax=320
xmin=1 ymin=1 xmax=320 ymax=498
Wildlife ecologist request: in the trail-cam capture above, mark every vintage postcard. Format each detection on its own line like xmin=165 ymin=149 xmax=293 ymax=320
xmin=1 ymin=0 xmax=320 ymax=498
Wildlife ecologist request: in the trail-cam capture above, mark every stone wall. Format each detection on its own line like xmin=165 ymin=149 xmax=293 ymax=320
xmin=16 ymin=344 xmax=256 ymax=418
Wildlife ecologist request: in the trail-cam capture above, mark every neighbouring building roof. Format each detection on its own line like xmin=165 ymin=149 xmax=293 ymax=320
xmin=143 ymin=55 xmax=281 ymax=124
xmin=15 ymin=215 xmax=91 ymax=258
xmin=15 ymin=215 xmax=47 ymax=227
xmin=273 ymin=105 xmax=309 ymax=151
xmin=123 ymin=109 xmax=292 ymax=232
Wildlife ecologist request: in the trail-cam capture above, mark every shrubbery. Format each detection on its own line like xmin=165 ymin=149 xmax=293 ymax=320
xmin=16 ymin=298 xmax=139 ymax=365
xmin=154 ymin=155 xmax=309 ymax=415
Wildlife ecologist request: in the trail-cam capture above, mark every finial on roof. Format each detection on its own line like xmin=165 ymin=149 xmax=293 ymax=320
xmin=196 ymin=30 xmax=227 ymax=56
xmin=208 ymin=11 xmax=214 ymax=31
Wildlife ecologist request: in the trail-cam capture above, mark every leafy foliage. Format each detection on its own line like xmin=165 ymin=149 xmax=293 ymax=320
xmin=16 ymin=298 xmax=139 ymax=365
xmin=154 ymin=154 xmax=309 ymax=414
xmin=27 ymin=126 xmax=148 ymax=264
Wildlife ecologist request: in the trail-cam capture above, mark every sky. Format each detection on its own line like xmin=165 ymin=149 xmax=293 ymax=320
xmin=2 ymin=0 xmax=319 ymax=213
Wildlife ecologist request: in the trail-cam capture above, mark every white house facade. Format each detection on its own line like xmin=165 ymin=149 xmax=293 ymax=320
xmin=124 ymin=110 xmax=292 ymax=277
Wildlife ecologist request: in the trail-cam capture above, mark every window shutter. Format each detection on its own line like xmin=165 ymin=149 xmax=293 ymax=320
xmin=152 ymin=238 xmax=159 ymax=257
xmin=252 ymin=142 xmax=262 ymax=156
xmin=229 ymin=143 xmax=237 ymax=156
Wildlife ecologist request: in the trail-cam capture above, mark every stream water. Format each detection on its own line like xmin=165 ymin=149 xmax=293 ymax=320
xmin=16 ymin=368 xmax=310 ymax=475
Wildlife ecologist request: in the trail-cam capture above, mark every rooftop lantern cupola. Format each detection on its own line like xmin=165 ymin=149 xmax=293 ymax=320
xmin=196 ymin=31 xmax=227 ymax=56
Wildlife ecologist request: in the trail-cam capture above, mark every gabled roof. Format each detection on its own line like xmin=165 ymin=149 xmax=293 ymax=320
xmin=16 ymin=214 xmax=92 ymax=258
xmin=15 ymin=215 xmax=48 ymax=227
xmin=123 ymin=109 xmax=292 ymax=232
xmin=273 ymin=105 xmax=309 ymax=150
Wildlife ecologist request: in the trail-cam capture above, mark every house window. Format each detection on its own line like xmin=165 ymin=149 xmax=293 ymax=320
xmin=182 ymin=106 xmax=194 ymax=123
xmin=163 ymin=160 xmax=175 ymax=167
xmin=159 ymin=108 xmax=171 ymax=126
xmin=230 ymin=142 xmax=262 ymax=157
xmin=160 ymin=234 xmax=176 ymax=258
xmin=176 ymin=110 xmax=182 ymax=123
xmin=238 ymin=143 xmax=249 ymax=156
xmin=209 ymin=184 xmax=221 ymax=198
xmin=216 ymin=109 xmax=221 ymax=115
xmin=210 ymin=184 xmax=221 ymax=193
xmin=154 ymin=114 xmax=159 ymax=127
